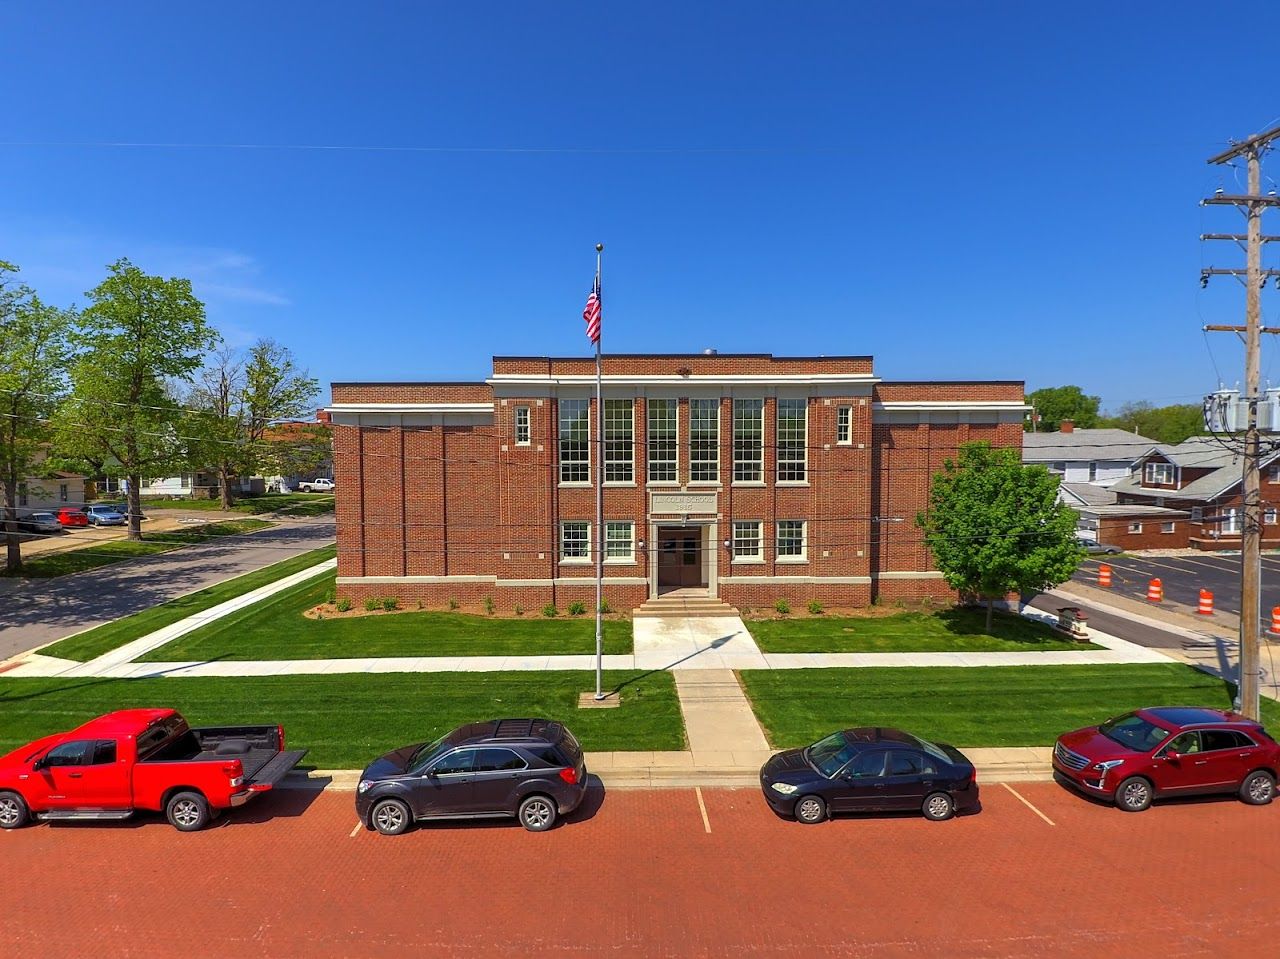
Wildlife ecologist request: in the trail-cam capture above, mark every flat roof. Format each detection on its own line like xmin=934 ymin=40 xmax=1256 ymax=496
xmin=491 ymin=352 xmax=874 ymax=361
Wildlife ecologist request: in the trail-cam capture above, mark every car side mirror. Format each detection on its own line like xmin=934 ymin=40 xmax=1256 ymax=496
xmin=1164 ymin=752 xmax=1179 ymax=762
xmin=31 ymin=757 xmax=47 ymax=772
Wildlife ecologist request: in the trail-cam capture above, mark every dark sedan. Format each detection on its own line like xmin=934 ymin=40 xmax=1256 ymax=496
xmin=356 ymin=718 xmax=588 ymax=835
xmin=760 ymin=727 xmax=979 ymax=823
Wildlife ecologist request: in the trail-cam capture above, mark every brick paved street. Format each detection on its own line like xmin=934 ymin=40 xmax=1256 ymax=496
xmin=3 ymin=782 xmax=1276 ymax=957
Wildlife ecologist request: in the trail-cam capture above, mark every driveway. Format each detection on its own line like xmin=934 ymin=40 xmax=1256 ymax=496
xmin=0 ymin=518 xmax=334 ymax=660
xmin=1074 ymin=553 xmax=1280 ymax=618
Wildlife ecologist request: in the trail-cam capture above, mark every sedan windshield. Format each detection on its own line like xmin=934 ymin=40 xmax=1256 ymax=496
xmin=806 ymin=732 xmax=856 ymax=778
xmin=1098 ymin=714 xmax=1169 ymax=752
xmin=407 ymin=734 xmax=449 ymax=771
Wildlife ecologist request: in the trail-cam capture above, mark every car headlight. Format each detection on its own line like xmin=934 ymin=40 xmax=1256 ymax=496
xmin=357 ymin=780 xmax=373 ymax=794
xmin=1092 ymin=760 xmax=1125 ymax=772
xmin=770 ymin=782 xmax=799 ymax=795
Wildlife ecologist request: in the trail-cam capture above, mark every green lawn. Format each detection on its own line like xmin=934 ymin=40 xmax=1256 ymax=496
xmin=142 ymin=493 xmax=335 ymax=516
xmin=746 ymin=607 xmax=1099 ymax=653
xmin=9 ymin=519 xmax=274 ymax=579
xmin=140 ymin=574 xmax=633 ymax=661
xmin=739 ymin=663 xmax=1280 ymax=748
xmin=0 ymin=671 xmax=683 ymax=766
xmin=41 ymin=546 xmax=338 ymax=662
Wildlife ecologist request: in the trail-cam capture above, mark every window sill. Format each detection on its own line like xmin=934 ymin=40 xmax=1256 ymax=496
xmin=646 ymin=481 xmax=680 ymax=488
xmin=687 ymin=481 xmax=722 ymax=488
xmin=559 ymin=558 xmax=593 ymax=565
xmin=559 ymin=482 xmax=592 ymax=489
xmin=731 ymin=557 xmax=765 ymax=565
xmin=604 ymin=481 xmax=637 ymax=488
xmin=776 ymin=557 xmax=809 ymax=564
xmin=775 ymin=481 xmax=810 ymax=487
xmin=732 ymin=481 xmax=766 ymax=488
xmin=604 ymin=558 xmax=638 ymax=566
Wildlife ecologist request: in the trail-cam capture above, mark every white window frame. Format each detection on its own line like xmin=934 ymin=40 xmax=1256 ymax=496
xmin=776 ymin=398 xmax=808 ymax=484
xmin=689 ymin=398 xmax=720 ymax=484
xmin=1221 ymin=507 xmax=1241 ymax=535
xmin=776 ymin=520 xmax=807 ymax=562
xmin=604 ymin=521 xmax=635 ymax=563
xmin=1144 ymin=462 xmax=1175 ymax=486
xmin=836 ymin=406 xmax=852 ymax=445
xmin=1268 ymin=464 xmax=1280 ymax=483
xmin=59 ymin=484 xmax=68 ymax=503
xmin=1161 ymin=522 xmax=1176 ymax=534
xmin=732 ymin=399 xmax=764 ymax=484
xmin=559 ymin=399 xmax=590 ymax=485
xmin=646 ymin=399 xmax=678 ymax=485
xmin=604 ymin=398 xmax=634 ymax=484
xmin=1265 ymin=507 xmax=1277 ymax=525
xmin=731 ymin=520 xmax=763 ymax=562
xmin=1128 ymin=522 xmax=1143 ymax=534
xmin=514 ymin=406 xmax=530 ymax=446
xmin=560 ymin=521 xmax=591 ymax=563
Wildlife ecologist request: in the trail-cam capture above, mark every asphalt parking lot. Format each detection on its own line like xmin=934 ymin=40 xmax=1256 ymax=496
xmin=3 ymin=783 xmax=1277 ymax=957
xmin=1076 ymin=553 xmax=1280 ymax=618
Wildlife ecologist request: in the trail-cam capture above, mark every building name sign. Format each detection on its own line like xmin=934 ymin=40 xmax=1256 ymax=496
xmin=650 ymin=491 xmax=717 ymax=515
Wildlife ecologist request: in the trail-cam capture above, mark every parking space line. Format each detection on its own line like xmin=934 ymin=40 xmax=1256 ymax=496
xmin=349 ymin=821 xmax=363 ymax=838
xmin=1000 ymin=782 xmax=1055 ymax=826
xmin=694 ymin=787 xmax=711 ymax=833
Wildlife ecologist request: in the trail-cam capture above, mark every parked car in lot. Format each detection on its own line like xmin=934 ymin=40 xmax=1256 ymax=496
xmin=760 ymin=727 xmax=979 ymax=823
xmin=1084 ymin=541 xmax=1122 ymax=555
xmin=95 ymin=502 xmax=143 ymax=521
xmin=1053 ymin=706 xmax=1279 ymax=812
xmin=55 ymin=507 xmax=89 ymax=528
xmin=84 ymin=504 xmax=126 ymax=526
xmin=297 ymin=478 xmax=335 ymax=492
xmin=356 ymin=718 xmax=587 ymax=835
xmin=15 ymin=511 xmax=62 ymax=535
xmin=0 ymin=708 xmax=307 ymax=832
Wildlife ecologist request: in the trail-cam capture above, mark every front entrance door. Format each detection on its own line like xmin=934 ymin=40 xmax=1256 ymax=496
xmin=657 ymin=527 xmax=704 ymax=593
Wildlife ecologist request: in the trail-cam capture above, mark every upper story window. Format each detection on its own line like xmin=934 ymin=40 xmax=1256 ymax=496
xmin=514 ymin=406 xmax=530 ymax=446
xmin=732 ymin=520 xmax=763 ymax=560
xmin=604 ymin=399 xmax=634 ymax=483
xmin=732 ymin=399 xmax=764 ymax=483
xmin=776 ymin=398 xmax=807 ymax=483
xmin=1269 ymin=464 xmax=1280 ymax=483
xmin=559 ymin=399 xmax=590 ymax=483
xmin=690 ymin=398 xmax=719 ymax=483
xmin=647 ymin=399 xmax=677 ymax=484
xmin=836 ymin=406 xmax=852 ymax=445
xmin=1144 ymin=462 xmax=1175 ymax=486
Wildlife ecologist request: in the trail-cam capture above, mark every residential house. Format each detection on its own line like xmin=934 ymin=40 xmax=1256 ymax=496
xmin=1022 ymin=422 xmax=1157 ymax=486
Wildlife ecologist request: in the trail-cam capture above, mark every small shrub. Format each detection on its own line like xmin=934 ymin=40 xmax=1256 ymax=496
xmin=482 ymin=595 xmax=495 ymax=616
xmin=514 ymin=604 xmax=525 ymax=616
xmin=381 ymin=596 xmax=400 ymax=611
xmin=448 ymin=598 xmax=459 ymax=611
xmin=921 ymin=595 xmax=935 ymax=609
xmin=893 ymin=598 xmax=907 ymax=609
xmin=336 ymin=597 xmax=353 ymax=612
xmin=774 ymin=599 xmax=791 ymax=615
xmin=807 ymin=600 xmax=823 ymax=615
xmin=323 ymin=587 xmax=336 ymax=605
xmin=315 ymin=611 xmax=323 ymax=621
xmin=542 ymin=603 xmax=559 ymax=618
xmin=363 ymin=597 xmax=380 ymax=612
xmin=416 ymin=601 xmax=423 ymax=610
xmin=598 ymin=598 xmax=611 ymax=614
xmin=567 ymin=601 xmax=587 ymax=616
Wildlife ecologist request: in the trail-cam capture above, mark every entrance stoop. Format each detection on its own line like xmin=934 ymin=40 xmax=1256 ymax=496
xmin=633 ymin=595 xmax=741 ymax=619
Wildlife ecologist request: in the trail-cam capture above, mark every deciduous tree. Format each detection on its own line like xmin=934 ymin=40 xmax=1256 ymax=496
xmin=1026 ymin=385 xmax=1100 ymax=432
xmin=1098 ymin=401 xmax=1204 ymax=445
xmin=917 ymin=442 xmax=1084 ymax=628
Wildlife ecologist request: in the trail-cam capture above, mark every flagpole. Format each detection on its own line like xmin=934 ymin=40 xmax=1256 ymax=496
xmin=593 ymin=242 xmax=605 ymax=701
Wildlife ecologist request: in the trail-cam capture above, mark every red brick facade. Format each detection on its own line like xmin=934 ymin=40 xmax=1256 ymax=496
xmin=329 ymin=354 xmax=1026 ymax=611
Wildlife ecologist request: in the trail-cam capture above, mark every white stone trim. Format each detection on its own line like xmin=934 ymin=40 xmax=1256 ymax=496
xmin=489 ymin=373 xmax=880 ymax=387
xmin=872 ymin=401 xmax=1029 ymax=411
xmin=336 ymin=575 xmax=495 ymax=584
xmin=874 ymin=571 xmax=947 ymax=579
xmin=720 ymin=575 xmax=872 ymax=584
xmin=328 ymin=402 xmax=492 ymax=413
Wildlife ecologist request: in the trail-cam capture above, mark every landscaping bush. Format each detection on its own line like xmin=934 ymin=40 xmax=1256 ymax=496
xmin=381 ymin=597 xmax=400 ymax=612
xmin=567 ymin=601 xmax=587 ymax=616
xmin=542 ymin=604 xmax=559 ymax=618
xmin=598 ymin=598 xmax=611 ymax=614
xmin=774 ymin=599 xmax=791 ymax=615
xmin=514 ymin=605 xmax=525 ymax=616
xmin=336 ymin=597 xmax=353 ymax=612
xmin=807 ymin=600 xmax=823 ymax=615
xmin=448 ymin=598 xmax=459 ymax=611
xmin=482 ymin=595 xmax=495 ymax=616
xmin=363 ymin=597 xmax=380 ymax=612
xmin=324 ymin=587 xmax=336 ymax=605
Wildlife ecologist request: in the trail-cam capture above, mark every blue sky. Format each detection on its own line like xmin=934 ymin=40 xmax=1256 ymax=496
xmin=2 ymin=1 xmax=1279 ymax=410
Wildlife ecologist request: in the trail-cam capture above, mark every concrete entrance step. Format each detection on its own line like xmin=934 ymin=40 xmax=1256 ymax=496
xmin=634 ymin=597 xmax=741 ymax=618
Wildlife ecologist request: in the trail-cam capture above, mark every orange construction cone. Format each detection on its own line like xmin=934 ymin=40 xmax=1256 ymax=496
xmin=1271 ymin=607 xmax=1280 ymax=636
xmin=1197 ymin=589 xmax=1214 ymax=615
xmin=1147 ymin=578 xmax=1163 ymax=603
xmin=1098 ymin=564 xmax=1112 ymax=588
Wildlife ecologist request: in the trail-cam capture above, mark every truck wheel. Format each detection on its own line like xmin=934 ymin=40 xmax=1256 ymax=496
xmin=0 ymin=791 xmax=29 ymax=829
xmin=166 ymin=791 xmax=211 ymax=831
xmin=371 ymin=798 xmax=412 ymax=836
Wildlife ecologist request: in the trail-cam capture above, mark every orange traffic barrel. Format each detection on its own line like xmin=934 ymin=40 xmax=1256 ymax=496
xmin=1147 ymin=578 xmax=1163 ymax=603
xmin=1097 ymin=564 xmax=1112 ymax=588
xmin=1197 ymin=589 xmax=1214 ymax=616
xmin=1271 ymin=607 xmax=1280 ymax=636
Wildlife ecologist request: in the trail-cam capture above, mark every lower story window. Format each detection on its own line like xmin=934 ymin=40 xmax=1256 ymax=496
xmin=1265 ymin=508 xmax=1277 ymax=525
xmin=60 ymin=484 xmax=68 ymax=502
xmin=732 ymin=520 xmax=762 ymax=560
xmin=1161 ymin=522 xmax=1176 ymax=533
xmin=1128 ymin=522 xmax=1143 ymax=534
xmin=776 ymin=520 xmax=806 ymax=560
xmin=605 ymin=521 xmax=634 ymax=561
xmin=560 ymin=521 xmax=590 ymax=561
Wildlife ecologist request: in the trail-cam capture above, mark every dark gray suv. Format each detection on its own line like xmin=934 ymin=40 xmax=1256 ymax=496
xmin=356 ymin=718 xmax=588 ymax=835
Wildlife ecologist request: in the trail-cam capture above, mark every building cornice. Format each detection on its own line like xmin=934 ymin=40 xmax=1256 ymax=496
xmin=486 ymin=373 xmax=882 ymax=387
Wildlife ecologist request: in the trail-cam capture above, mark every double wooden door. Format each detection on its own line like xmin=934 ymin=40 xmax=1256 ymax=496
xmin=657 ymin=528 xmax=703 ymax=591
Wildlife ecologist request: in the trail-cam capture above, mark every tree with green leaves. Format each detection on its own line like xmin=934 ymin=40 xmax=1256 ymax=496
xmin=1026 ymin=385 xmax=1101 ymax=432
xmin=57 ymin=259 xmax=218 ymax=540
xmin=1098 ymin=401 xmax=1204 ymax=445
xmin=0 ymin=262 xmax=76 ymax=572
xmin=187 ymin=339 xmax=318 ymax=508
xmin=917 ymin=442 xmax=1084 ymax=629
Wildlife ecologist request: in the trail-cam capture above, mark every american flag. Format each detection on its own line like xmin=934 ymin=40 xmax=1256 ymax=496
xmin=583 ymin=274 xmax=601 ymax=344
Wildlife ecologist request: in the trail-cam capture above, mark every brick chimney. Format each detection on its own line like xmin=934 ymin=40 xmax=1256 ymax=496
xmin=315 ymin=409 xmax=332 ymax=425
xmin=1059 ymin=419 xmax=1075 ymax=433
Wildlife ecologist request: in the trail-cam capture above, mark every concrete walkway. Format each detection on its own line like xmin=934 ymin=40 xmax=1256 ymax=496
xmin=672 ymin=670 xmax=772 ymax=767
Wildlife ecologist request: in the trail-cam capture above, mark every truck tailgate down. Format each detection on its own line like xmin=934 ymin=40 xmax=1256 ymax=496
xmin=247 ymin=749 xmax=308 ymax=789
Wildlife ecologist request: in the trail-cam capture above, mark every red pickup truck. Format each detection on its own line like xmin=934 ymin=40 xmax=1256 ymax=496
xmin=0 ymin=708 xmax=307 ymax=832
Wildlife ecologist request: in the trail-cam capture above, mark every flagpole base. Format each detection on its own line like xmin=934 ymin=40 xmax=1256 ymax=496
xmin=578 ymin=691 xmax=620 ymax=709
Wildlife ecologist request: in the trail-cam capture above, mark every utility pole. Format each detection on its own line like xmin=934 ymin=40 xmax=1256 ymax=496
xmin=1202 ymin=124 xmax=1280 ymax=720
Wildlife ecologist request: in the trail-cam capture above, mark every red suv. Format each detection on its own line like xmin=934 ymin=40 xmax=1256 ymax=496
xmin=56 ymin=507 xmax=89 ymax=528
xmin=1054 ymin=707 xmax=1278 ymax=812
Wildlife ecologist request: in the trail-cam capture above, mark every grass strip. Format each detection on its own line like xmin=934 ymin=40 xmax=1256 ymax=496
xmin=9 ymin=518 xmax=274 ymax=579
xmin=41 ymin=545 xmax=338 ymax=662
xmin=0 ymin=671 xmax=683 ymax=766
xmin=142 ymin=574 xmax=633 ymax=661
xmin=141 ymin=493 xmax=335 ymax=516
xmin=746 ymin=607 xmax=1099 ymax=653
xmin=739 ymin=663 xmax=1280 ymax=748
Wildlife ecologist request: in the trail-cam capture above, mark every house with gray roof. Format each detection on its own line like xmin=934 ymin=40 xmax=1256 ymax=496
xmin=1022 ymin=422 xmax=1156 ymax=487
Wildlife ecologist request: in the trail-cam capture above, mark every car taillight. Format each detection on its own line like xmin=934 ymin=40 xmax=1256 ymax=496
xmin=277 ymin=725 xmax=286 ymax=750
xmin=223 ymin=760 xmax=244 ymax=787
xmin=558 ymin=767 xmax=578 ymax=785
